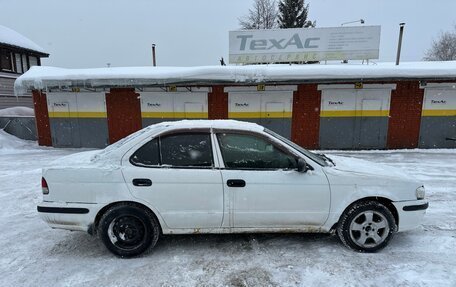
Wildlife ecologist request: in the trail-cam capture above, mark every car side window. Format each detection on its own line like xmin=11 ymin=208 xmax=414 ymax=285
xmin=130 ymin=138 xmax=160 ymax=166
xmin=130 ymin=133 xmax=213 ymax=168
xmin=160 ymin=133 xmax=213 ymax=167
xmin=216 ymin=133 xmax=297 ymax=170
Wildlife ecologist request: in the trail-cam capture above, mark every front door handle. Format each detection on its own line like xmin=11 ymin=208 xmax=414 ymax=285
xmin=132 ymin=178 xmax=152 ymax=187
xmin=227 ymin=179 xmax=246 ymax=187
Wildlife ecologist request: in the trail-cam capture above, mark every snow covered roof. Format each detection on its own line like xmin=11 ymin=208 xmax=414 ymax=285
xmin=0 ymin=25 xmax=47 ymax=54
xmin=14 ymin=61 xmax=456 ymax=95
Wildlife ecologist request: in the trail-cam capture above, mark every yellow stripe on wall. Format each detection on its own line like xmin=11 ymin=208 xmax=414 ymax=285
xmin=48 ymin=112 xmax=107 ymax=118
xmin=228 ymin=111 xmax=292 ymax=119
xmin=422 ymin=109 xmax=456 ymax=117
xmin=320 ymin=110 xmax=390 ymax=117
xmin=141 ymin=112 xmax=208 ymax=119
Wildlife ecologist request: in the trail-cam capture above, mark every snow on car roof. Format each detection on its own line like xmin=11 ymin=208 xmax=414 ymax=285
xmin=0 ymin=25 xmax=46 ymax=53
xmin=156 ymin=119 xmax=264 ymax=131
xmin=14 ymin=61 xmax=456 ymax=95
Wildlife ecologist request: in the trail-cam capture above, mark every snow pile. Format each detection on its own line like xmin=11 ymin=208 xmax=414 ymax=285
xmin=0 ymin=129 xmax=37 ymax=154
xmin=14 ymin=61 xmax=456 ymax=95
xmin=0 ymin=106 xmax=34 ymax=117
xmin=0 ymin=25 xmax=46 ymax=53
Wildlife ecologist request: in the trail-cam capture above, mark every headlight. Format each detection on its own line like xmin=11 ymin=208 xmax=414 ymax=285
xmin=416 ymin=186 xmax=425 ymax=200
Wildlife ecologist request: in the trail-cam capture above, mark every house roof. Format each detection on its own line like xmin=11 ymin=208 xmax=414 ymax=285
xmin=0 ymin=25 xmax=48 ymax=56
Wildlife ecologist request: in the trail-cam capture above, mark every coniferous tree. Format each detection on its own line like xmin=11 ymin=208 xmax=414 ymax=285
xmin=277 ymin=0 xmax=315 ymax=29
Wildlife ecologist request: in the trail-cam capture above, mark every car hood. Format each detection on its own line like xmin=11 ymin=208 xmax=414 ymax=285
xmin=321 ymin=154 xmax=423 ymax=201
xmin=325 ymin=154 xmax=415 ymax=181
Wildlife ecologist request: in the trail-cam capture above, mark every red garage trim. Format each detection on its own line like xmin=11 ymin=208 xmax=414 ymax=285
xmin=106 ymin=88 xmax=142 ymax=144
xmin=208 ymin=86 xmax=228 ymax=119
xmin=387 ymin=81 xmax=424 ymax=149
xmin=291 ymin=84 xmax=321 ymax=149
xmin=32 ymin=90 xmax=52 ymax=146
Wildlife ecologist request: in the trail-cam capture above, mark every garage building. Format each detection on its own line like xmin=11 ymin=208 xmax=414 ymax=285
xmin=14 ymin=62 xmax=456 ymax=149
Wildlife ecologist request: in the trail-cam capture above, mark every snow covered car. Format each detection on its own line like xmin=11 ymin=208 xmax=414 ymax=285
xmin=37 ymin=120 xmax=428 ymax=257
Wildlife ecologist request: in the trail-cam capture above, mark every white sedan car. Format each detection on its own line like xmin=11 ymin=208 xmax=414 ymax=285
xmin=38 ymin=120 xmax=428 ymax=257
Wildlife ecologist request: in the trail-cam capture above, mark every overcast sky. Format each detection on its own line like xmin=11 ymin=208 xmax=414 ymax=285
xmin=1 ymin=0 xmax=455 ymax=68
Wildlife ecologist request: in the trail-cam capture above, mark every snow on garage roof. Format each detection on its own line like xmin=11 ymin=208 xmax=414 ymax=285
xmin=14 ymin=61 xmax=456 ymax=95
xmin=0 ymin=25 xmax=46 ymax=54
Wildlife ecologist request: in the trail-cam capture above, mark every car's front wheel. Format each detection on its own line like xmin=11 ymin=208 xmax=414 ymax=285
xmin=98 ymin=203 xmax=160 ymax=258
xmin=337 ymin=201 xmax=397 ymax=252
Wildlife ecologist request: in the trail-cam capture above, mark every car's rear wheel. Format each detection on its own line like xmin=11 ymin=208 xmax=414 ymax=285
xmin=337 ymin=201 xmax=397 ymax=252
xmin=98 ymin=203 xmax=160 ymax=258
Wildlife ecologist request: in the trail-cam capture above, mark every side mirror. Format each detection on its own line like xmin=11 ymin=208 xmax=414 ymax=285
xmin=297 ymin=158 xmax=308 ymax=173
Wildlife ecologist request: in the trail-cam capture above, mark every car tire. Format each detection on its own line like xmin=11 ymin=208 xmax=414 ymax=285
xmin=337 ymin=200 xmax=397 ymax=252
xmin=98 ymin=203 xmax=160 ymax=258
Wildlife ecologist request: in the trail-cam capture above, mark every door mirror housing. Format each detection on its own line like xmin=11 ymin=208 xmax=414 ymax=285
xmin=297 ymin=158 xmax=308 ymax=173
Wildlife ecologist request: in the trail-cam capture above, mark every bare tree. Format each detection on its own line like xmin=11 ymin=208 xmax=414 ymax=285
xmin=239 ymin=0 xmax=278 ymax=30
xmin=424 ymin=27 xmax=456 ymax=61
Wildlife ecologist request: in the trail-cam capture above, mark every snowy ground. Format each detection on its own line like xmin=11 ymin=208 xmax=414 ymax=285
xmin=0 ymin=131 xmax=455 ymax=287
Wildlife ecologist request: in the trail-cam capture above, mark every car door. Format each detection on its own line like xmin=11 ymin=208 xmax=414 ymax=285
xmin=215 ymin=131 xmax=330 ymax=228
xmin=122 ymin=130 xmax=224 ymax=229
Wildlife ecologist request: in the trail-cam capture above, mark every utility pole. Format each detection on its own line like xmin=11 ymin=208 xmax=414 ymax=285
xmin=396 ymin=23 xmax=405 ymax=65
xmin=152 ymin=44 xmax=157 ymax=67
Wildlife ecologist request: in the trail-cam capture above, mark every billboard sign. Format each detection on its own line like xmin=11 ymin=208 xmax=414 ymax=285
xmin=229 ymin=26 xmax=381 ymax=64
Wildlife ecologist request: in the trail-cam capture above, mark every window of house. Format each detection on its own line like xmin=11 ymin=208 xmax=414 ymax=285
xmin=29 ymin=56 xmax=38 ymax=67
xmin=0 ymin=50 xmax=13 ymax=71
xmin=15 ymin=53 xmax=23 ymax=73
xmin=217 ymin=133 xmax=297 ymax=170
xmin=21 ymin=54 xmax=28 ymax=72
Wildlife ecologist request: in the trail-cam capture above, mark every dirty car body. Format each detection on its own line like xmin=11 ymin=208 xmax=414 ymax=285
xmin=38 ymin=120 xmax=428 ymax=257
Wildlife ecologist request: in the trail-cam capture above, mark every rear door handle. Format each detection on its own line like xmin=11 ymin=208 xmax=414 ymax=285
xmin=132 ymin=178 xmax=152 ymax=187
xmin=227 ymin=179 xmax=246 ymax=188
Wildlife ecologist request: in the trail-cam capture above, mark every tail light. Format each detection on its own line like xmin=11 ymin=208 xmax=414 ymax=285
xmin=42 ymin=177 xmax=49 ymax=195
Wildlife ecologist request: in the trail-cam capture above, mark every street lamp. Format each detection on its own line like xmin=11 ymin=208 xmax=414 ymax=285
xmin=341 ymin=19 xmax=365 ymax=26
xmin=340 ymin=19 xmax=365 ymax=64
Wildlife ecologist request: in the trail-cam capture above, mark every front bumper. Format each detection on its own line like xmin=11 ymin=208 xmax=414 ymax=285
xmin=392 ymin=199 xmax=429 ymax=232
xmin=37 ymin=201 xmax=102 ymax=233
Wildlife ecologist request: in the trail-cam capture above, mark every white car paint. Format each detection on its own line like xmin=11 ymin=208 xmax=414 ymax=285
xmin=38 ymin=120 xmax=427 ymax=236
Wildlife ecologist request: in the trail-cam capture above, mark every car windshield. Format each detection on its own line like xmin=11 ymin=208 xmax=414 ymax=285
xmin=264 ymin=129 xmax=328 ymax=166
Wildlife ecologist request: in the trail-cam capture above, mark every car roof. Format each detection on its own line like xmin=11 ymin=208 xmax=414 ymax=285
xmin=154 ymin=119 xmax=265 ymax=132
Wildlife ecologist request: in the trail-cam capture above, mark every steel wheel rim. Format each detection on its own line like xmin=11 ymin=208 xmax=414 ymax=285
xmin=349 ymin=210 xmax=390 ymax=249
xmin=107 ymin=215 xmax=147 ymax=250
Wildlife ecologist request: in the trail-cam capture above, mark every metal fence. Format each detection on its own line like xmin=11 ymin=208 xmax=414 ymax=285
xmin=0 ymin=117 xmax=36 ymax=140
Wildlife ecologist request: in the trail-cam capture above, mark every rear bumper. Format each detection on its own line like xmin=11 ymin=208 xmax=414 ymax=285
xmin=37 ymin=201 xmax=101 ymax=233
xmin=393 ymin=199 xmax=429 ymax=232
